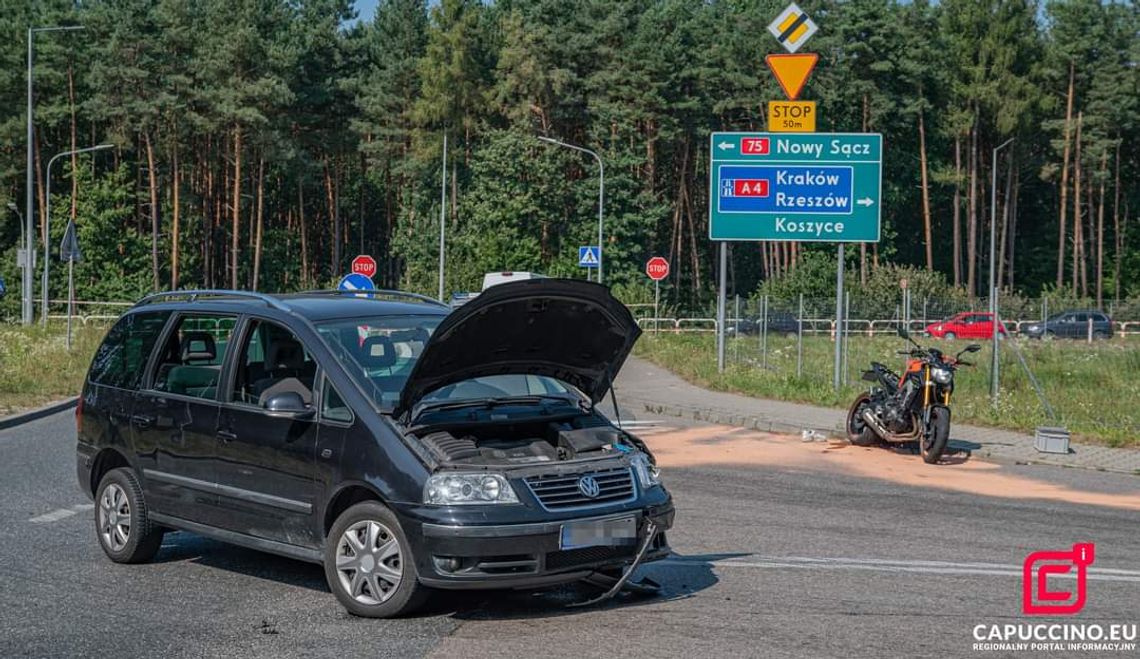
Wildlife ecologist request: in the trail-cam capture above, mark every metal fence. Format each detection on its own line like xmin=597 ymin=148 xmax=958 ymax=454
xmin=630 ymin=295 xmax=1140 ymax=338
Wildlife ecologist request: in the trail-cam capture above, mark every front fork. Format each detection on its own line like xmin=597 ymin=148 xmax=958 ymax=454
xmin=919 ymin=365 xmax=951 ymax=430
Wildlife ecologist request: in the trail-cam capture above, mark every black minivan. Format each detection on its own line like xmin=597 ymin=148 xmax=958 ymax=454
xmin=76 ymin=279 xmax=674 ymax=617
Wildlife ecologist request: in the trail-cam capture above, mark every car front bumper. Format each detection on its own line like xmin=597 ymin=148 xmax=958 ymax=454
xmin=398 ymin=497 xmax=675 ymax=590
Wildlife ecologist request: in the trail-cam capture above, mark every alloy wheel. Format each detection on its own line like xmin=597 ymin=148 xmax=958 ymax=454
xmin=335 ymin=520 xmax=403 ymax=605
xmin=98 ymin=483 xmax=131 ymax=552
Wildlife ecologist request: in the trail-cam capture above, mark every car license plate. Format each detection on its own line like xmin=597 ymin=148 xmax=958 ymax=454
xmin=559 ymin=515 xmax=638 ymax=550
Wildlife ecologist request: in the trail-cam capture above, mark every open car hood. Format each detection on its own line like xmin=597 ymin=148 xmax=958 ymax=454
xmin=394 ymin=279 xmax=641 ymax=418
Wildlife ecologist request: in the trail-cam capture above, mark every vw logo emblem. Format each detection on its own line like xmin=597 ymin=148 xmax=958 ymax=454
xmin=577 ymin=475 xmax=601 ymax=498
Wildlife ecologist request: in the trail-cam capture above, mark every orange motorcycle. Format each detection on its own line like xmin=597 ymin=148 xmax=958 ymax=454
xmin=846 ymin=328 xmax=981 ymax=464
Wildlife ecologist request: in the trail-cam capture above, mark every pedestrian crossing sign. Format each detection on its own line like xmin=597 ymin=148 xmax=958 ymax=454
xmin=578 ymin=246 xmax=600 ymax=268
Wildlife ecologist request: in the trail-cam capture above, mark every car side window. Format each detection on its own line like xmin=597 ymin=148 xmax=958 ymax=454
xmin=151 ymin=314 xmax=236 ymax=399
xmin=231 ymin=319 xmax=316 ymax=408
xmin=321 ymin=377 xmax=353 ymax=423
xmin=88 ymin=311 xmax=171 ymax=390
xmin=1072 ymin=313 xmax=1088 ymax=323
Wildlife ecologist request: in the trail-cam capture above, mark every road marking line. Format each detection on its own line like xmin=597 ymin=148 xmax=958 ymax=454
xmin=28 ymin=503 xmax=94 ymax=523
xmin=29 ymin=509 xmax=78 ymax=523
xmin=661 ymin=555 xmax=1140 ymax=583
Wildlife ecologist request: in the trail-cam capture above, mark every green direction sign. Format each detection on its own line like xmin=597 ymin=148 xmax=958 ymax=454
xmin=708 ymin=132 xmax=882 ymax=242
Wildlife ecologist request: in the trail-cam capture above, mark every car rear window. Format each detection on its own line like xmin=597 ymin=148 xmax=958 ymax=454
xmin=88 ymin=311 xmax=171 ymax=390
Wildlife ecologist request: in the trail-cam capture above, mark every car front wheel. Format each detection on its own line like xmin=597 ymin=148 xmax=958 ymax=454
xmin=324 ymin=501 xmax=430 ymax=618
xmin=943 ymin=331 xmax=956 ymax=341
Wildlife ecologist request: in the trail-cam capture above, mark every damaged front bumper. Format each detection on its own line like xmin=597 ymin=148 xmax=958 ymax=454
xmin=398 ymin=496 xmax=675 ymax=590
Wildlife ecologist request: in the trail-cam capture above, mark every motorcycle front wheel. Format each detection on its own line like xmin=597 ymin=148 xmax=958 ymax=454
xmin=921 ymin=406 xmax=951 ymax=464
xmin=846 ymin=394 xmax=878 ymax=446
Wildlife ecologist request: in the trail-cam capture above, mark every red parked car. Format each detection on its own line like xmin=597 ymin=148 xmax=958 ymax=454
xmin=925 ymin=312 xmax=1008 ymax=340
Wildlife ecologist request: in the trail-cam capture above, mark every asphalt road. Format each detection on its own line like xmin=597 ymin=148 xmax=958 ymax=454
xmin=1 ymin=411 xmax=1137 ymax=659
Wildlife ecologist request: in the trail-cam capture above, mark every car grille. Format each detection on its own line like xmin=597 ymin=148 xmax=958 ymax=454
xmin=525 ymin=467 xmax=636 ymax=510
xmin=545 ymin=545 xmax=635 ymax=571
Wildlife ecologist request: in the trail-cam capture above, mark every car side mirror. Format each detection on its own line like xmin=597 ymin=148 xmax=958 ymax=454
xmin=263 ymin=391 xmax=315 ymax=420
xmin=964 ymin=344 xmax=982 ymax=353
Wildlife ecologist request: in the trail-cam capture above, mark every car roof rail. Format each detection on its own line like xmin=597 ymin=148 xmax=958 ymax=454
xmin=298 ymin=289 xmax=449 ymax=308
xmin=134 ymin=289 xmax=291 ymax=312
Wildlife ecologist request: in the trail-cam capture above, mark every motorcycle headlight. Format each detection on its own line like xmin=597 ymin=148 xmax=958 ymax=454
xmin=932 ymin=367 xmax=953 ymax=384
xmin=631 ymin=453 xmax=661 ymax=488
xmin=424 ymin=473 xmax=519 ymax=505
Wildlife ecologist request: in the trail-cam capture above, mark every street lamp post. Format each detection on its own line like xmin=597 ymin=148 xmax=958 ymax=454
xmin=41 ymin=144 xmax=113 ymax=326
xmin=989 ymin=138 xmax=1014 ymax=405
xmin=24 ymin=25 xmax=85 ymax=325
xmin=538 ymin=137 xmax=604 ymax=284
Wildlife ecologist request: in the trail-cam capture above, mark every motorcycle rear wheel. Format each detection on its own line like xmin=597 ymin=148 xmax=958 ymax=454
xmin=921 ymin=406 xmax=951 ymax=464
xmin=846 ymin=394 xmax=878 ymax=446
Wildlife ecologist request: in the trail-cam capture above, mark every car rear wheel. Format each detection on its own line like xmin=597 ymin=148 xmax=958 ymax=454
xmin=324 ymin=501 xmax=430 ymax=618
xmin=95 ymin=468 xmax=164 ymax=564
xmin=943 ymin=331 xmax=956 ymax=341
xmin=1093 ymin=331 xmax=1108 ymax=341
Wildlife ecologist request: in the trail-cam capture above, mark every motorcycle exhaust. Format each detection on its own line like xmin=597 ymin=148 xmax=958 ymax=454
xmin=861 ymin=409 xmax=921 ymax=443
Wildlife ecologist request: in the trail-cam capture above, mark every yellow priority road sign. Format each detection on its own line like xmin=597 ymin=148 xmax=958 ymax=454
xmin=768 ymin=101 xmax=817 ymax=132
xmin=768 ymin=2 xmax=818 ymax=54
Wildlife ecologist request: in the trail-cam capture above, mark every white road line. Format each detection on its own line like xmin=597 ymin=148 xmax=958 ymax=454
xmin=29 ymin=509 xmax=78 ymax=523
xmin=662 ymin=555 xmax=1140 ymax=583
xmin=28 ymin=503 xmax=94 ymax=524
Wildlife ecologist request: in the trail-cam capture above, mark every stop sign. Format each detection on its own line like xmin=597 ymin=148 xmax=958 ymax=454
xmin=645 ymin=256 xmax=670 ymax=281
xmin=351 ymin=255 xmax=377 ymax=278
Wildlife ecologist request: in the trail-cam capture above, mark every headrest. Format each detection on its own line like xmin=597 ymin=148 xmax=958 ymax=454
xmin=180 ymin=332 xmax=216 ymax=363
xmin=266 ymin=338 xmax=306 ymax=371
xmin=360 ymin=336 xmax=397 ymax=369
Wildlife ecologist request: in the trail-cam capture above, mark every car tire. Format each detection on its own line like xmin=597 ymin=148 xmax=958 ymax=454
xmin=1044 ymin=331 xmax=1056 ymax=341
xmin=95 ymin=467 xmax=164 ymax=564
xmin=324 ymin=501 xmax=430 ymax=618
xmin=845 ymin=394 xmax=878 ymax=447
xmin=921 ymin=407 xmax=951 ymax=465
xmin=1093 ymin=331 xmax=1108 ymax=341
xmin=943 ymin=331 xmax=956 ymax=341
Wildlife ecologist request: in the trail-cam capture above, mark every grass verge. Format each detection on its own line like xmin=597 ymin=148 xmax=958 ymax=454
xmin=634 ymin=332 xmax=1140 ymax=449
xmin=0 ymin=324 xmax=106 ymax=416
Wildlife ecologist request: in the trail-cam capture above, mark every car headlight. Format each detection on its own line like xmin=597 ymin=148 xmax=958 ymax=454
xmin=932 ymin=367 xmax=953 ymax=384
xmin=631 ymin=453 xmax=661 ymax=488
xmin=424 ymin=473 xmax=519 ymax=505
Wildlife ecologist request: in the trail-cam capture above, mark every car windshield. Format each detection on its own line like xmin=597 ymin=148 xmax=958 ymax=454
xmin=315 ymin=315 xmax=579 ymax=412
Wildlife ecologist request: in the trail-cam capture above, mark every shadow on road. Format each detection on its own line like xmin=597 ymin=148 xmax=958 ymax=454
xmin=155 ymin=532 xmax=330 ymax=593
xmin=154 ymin=532 xmax=729 ymax=620
xmin=437 ymin=551 xmax=733 ymax=621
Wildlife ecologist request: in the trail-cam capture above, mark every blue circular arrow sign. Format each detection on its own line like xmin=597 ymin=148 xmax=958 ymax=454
xmin=338 ymin=272 xmax=375 ymax=297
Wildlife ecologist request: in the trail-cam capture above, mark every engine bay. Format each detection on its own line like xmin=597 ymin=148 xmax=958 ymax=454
xmin=413 ymin=415 xmax=641 ymax=467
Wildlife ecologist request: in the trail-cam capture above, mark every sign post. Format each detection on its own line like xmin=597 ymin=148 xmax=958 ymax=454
xmin=645 ymin=256 xmax=669 ymax=333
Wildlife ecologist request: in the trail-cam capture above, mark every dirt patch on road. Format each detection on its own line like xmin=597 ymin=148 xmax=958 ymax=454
xmin=641 ymin=425 xmax=1140 ymax=511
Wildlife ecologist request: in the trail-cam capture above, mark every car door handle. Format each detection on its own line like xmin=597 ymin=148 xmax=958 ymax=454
xmin=216 ymin=429 xmax=238 ymax=443
xmin=130 ymin=414 xmax=155 ymax=429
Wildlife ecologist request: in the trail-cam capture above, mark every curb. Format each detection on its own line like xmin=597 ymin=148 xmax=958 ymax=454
xmin=629 ymin=398 xmax=842 ymax=438
xmin=0 ymin=397 xmax=78 ymax=431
